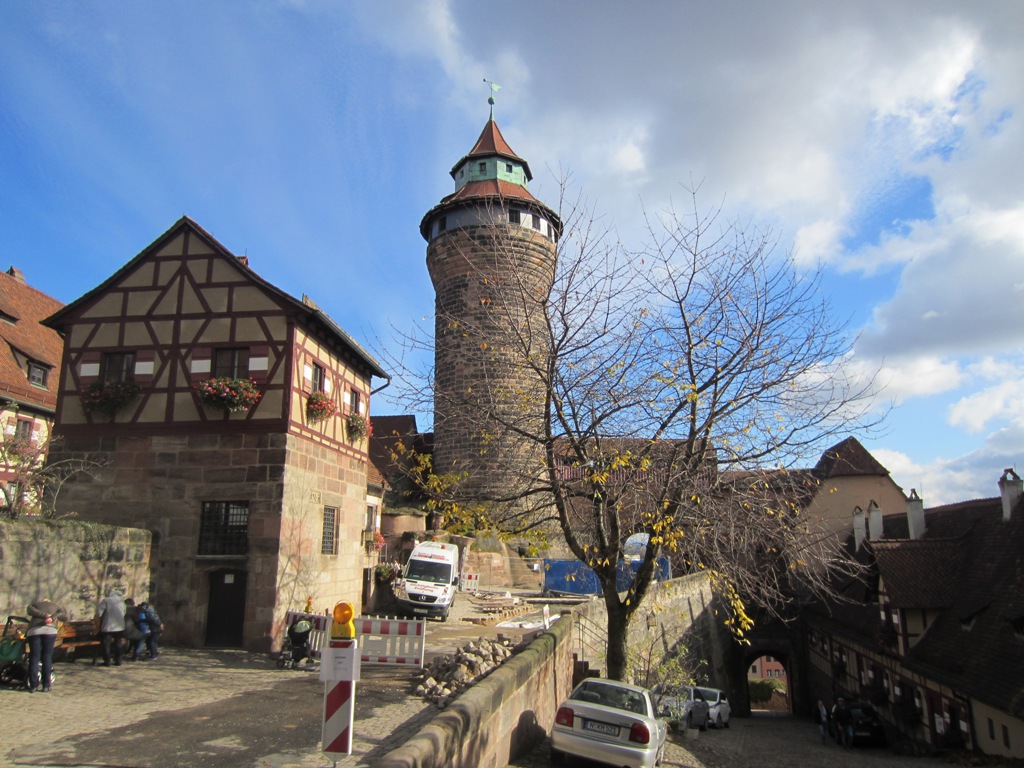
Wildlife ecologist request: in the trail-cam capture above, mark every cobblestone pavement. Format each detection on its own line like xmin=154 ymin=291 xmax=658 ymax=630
xmin=506 ymin=711 xmax=941 ymax=768
xmin=0 ymin=595 xmax=541 ymax=768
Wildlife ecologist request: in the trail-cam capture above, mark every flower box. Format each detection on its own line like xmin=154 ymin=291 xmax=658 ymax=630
xmin=307 ymin=391 xmax=337 ymax=424
xmin=346 ymin=413 xmax=370 ymax=440
xmin=80 ymin=380 xmax=142 ymax=416
xmin=194 ymin=377 xmax=262 ymax=413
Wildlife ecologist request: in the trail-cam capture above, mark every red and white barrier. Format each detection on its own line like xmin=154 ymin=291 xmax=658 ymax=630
xmin=357 ymin=616 xmax=426 ymax=667
xmin=321 ymin=637 xmax=358 ymax=758
xmin=462 ymin=572 xmax=480 ymax=592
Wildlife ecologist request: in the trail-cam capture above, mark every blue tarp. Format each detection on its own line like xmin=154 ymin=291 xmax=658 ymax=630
xmin=543 ymin=557 xmax=672 ymax=595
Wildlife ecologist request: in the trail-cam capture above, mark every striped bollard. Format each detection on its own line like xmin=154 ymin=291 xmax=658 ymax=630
xmin=321 ymin=602 xmax=359 ymax=760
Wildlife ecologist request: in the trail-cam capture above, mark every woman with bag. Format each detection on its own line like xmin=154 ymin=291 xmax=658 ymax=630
xmin=25 ymin=597 xmax=68 ymax=693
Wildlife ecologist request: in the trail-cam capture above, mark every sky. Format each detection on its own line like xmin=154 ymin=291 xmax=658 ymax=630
xmin=2 ymin=1 xmax=1022 ymax=507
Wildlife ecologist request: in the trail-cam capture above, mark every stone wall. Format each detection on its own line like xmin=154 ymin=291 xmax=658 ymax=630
xmin=0 ymin=518 xmax=152 ymax=622
xmin=378 ymin=606 xmax=576 ymax=768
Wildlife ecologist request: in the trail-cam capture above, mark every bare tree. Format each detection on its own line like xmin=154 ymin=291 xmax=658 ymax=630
xmin=0 ymin=430 xmax=106 ymax=520
xmin=384 ymin=185 xmax=883 ymax=680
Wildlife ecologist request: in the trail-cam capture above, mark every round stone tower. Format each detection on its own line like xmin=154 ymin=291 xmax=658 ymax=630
xmin=420 ymin=117 xmax=561 ymax=509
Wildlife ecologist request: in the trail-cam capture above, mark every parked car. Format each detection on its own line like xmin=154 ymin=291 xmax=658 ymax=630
xmin=829 ymin=702 xmax=888 ymax=747
xmin=657 ymin=686 xmax=710 ymax=731
xmin=550 ymin=678 xmax=668 ymax=768
xmin=699 ymin=687 xmax=731 ymax=728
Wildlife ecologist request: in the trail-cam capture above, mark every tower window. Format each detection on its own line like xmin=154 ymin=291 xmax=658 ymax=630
xmin=505 ymin=163 xmax=513 ymax=173
xmin=532 ymin=213 xmax=541 ymax=230
xmin=437 ymin=216 xmax=447 ymax=235
xmin=478 ymin=161 xmax=486 ymax=174
xmin=509 ymin=210 xmax=521 ymax=225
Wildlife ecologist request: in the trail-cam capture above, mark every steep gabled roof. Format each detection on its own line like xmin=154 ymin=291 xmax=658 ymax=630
xmin=0 ymin=268 xmax=64 ymax=411
xmin=813 ymin=436 xmax=891 ymax=479
xmin=44 ymin=217 xmax=387 ymax=380
xmin=873 ymin=538 xmax=964 ymax=609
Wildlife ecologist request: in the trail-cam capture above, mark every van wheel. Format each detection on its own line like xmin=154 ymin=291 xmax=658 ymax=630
xmin=440 ymin=607 xmax=449 ymax=622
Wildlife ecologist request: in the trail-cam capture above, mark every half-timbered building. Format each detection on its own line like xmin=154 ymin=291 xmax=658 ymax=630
xmin=43 ymin=217 xmax=388 ymax=651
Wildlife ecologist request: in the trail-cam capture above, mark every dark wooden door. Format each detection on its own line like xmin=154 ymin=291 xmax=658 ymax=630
xmin=205 ymin=568 xmax=246 ymax=647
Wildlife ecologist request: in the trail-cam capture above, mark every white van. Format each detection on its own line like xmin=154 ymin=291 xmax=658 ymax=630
xmin=394 ymin=541 xmax=461 ymax=621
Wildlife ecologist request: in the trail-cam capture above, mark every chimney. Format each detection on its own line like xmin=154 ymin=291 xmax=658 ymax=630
xmin=999 ymin=468 xmax=1022 ymax=522
xmin=868 ymin=500 xmax=884 ymax=541
xmin=6 ymin=266 xmax=25 ymax=283
xmin=906 ymin=489 xmax=925 ymax=539
xmin=852 ymin=506 xmax=867 ymax=550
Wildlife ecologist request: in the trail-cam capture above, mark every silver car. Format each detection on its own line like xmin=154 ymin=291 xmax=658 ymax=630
xmin=551 ymin=678 xmax=668 ymax=767
xmin=658 ymin=686 xmax=710 ymax=731
xmin=699 ymin=686 xmax=731 ymax=728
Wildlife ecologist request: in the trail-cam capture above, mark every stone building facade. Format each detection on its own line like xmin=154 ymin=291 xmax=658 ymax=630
xmin=420 ymin=118 xmax=561 ymax=511
xmin=43 ymin=217 xmax=387 ymax=651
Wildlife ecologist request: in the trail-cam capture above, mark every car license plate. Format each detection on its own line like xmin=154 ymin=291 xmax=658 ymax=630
xmin=584 ymin=720 xmax=619 ymax=736
xmin=413 ymin=608 xmax=428 ymax=614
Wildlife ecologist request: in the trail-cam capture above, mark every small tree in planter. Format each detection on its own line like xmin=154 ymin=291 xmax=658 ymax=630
xmin=80 ymin=380 xmax=142 ymax=417
xmin=306 ymin=391 xmax=337 ymax=424
xmin=346 ymin=413 xmax=370 ymax=440
xmin=194 ymin=377 xmax=262 ymax=413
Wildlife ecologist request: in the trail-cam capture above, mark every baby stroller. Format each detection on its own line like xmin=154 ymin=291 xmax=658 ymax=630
xmin=277 ymin=619 xmax=312 ymax=669
xmin=0 ymin=615 xmax=29 ymax=687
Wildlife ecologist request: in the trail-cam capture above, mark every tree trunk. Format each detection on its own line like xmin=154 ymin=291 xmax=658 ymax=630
xmin=604 ymin=592 xmax=631 ymax=681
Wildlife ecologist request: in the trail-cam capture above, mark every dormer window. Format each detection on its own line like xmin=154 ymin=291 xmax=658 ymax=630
xmin=28 ymin=362 xmax=47 ymax=388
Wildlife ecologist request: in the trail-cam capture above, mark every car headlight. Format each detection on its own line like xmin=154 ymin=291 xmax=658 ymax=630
xmin=393 ymin=581 xmax=407 ymax=600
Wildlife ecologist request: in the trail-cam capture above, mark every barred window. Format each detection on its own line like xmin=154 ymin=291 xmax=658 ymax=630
xmin=321 ymin=507 xmax=338 ymax=555
xmin=199 ymin=501 xmax=249 ymax=556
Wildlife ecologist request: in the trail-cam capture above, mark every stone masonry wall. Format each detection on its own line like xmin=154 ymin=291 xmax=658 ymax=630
xmin=427 ymin=222 xmax=556 ymax=509
xmin=0 ymin=518 xmax=152 ymax=622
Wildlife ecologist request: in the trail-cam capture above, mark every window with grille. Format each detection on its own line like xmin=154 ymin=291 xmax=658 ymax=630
xmin=102 ymin=352 xmax=136 ymax=383
xmin=199 ymin=501 xmax=249 ymax=556
xmin=213 ymin=348 xmax=249 ymax=378
xmin=321 ymin=507 xmax=338 ymax=555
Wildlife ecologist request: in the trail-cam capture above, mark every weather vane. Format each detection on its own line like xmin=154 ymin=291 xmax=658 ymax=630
xmin=483 ymin=78 xmax=501 ymax=117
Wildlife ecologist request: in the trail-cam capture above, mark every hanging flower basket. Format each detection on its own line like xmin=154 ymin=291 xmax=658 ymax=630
xmin=80 ymin=380 xmax=142 ymax=416
xmin=194 ymin=377 xmax=262 ymax=413
xmin=306 ymin=391 xmax=337 ymax=424
xmin=346 ymin=413 xmax=370 ymax=440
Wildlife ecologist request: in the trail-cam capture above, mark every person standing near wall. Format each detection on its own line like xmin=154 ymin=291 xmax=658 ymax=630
xmin=139 ymin=602 xmax=163 ymax=660
xmin=25 ymin=597 xmax=68 ymax=693
xmin=96 ymin=589 xmax=126 ymax=667
xmin=816 ymin=699 xmax=830 ymax=743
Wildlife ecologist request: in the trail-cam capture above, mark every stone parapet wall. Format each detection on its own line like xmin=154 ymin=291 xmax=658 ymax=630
xmin=378 ymin=608 xmax=575 ymax=768
xmin=0 ymin=518 xmax=152 ymax=622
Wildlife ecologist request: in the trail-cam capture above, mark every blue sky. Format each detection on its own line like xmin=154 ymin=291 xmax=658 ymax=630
xmin=3 ymin=1 xmax=1022 ymax=505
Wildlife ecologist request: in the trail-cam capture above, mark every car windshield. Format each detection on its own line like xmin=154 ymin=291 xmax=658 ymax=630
xmin=698 ymin=688 xmax=718 ymax=703
xmin=405 ymin=559 xmax=452 ymax=584
xmin=572 ymin=681 xmax=648 ymax=715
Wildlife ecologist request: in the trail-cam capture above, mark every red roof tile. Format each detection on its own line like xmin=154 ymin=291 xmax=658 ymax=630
xmin=0 ymin=269 xmax=64 ymax=411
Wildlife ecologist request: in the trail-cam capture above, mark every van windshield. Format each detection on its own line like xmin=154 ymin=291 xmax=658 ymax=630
xmin=405 ymin=559 xmax=452 ymax=584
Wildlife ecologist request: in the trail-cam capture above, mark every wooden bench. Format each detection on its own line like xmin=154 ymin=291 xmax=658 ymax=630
xmin=55 ymin=620 xmax=102 ymax=664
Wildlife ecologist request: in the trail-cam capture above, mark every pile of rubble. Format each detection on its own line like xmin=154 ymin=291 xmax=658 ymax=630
xmin=415 ymin=636 xmax=520 ymax=707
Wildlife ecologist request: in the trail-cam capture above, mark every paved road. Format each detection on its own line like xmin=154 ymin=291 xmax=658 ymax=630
xmin=507 ymin=711 xmax=940 ymax=768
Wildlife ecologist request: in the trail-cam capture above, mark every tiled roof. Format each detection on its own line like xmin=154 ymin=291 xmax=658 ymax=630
xmin=44 ymin=217 xmax=387 ymax=380
xmin=0 ymin=268 xmax=64 ymax=412
xmin=813 ymin=436 xmax=891 ymax=479
xmin=451 ymin=119 xmax=532 ymax=180
xmin=813 ymin=492 xmax=1024 ymax=718
xmin=440 ymin=179 xmax=543 ymax=205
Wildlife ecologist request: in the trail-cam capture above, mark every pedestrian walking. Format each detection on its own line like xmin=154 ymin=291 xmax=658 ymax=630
xmin=832 ymin=697 xmax=853 ymax=749
xmin=96 ymin=588 xmax=126 ymax=666
xmin=123 ymin=598 xmax=151 ymax=661
xmin=816 ymin=699 xmax=829 ymax=743
xmin=25 ymin=597 xmax=68 ymax=693
xmin=140 ymin=602 xmax=163 ymax=660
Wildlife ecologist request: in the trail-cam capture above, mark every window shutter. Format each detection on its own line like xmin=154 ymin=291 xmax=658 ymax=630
xmin=249 ymin=345 xmax=269 ymax=382
xmin=79 ymin=351 xmax=101 ymax=384
xmin=191 ymin=347 xmax=212 ymax=382
xmin=134 ymin=349 xmax=156 ymax=383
